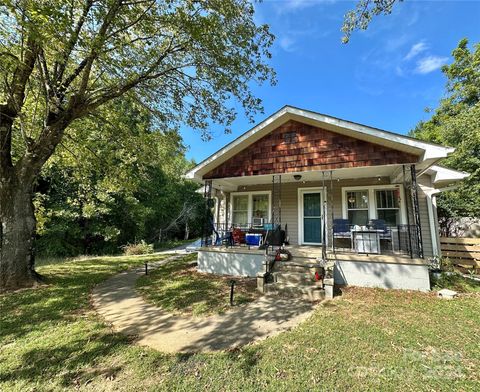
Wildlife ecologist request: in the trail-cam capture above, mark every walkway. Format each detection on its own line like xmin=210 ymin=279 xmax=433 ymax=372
xmin=92 ymin=252 xmax=316 ymax=353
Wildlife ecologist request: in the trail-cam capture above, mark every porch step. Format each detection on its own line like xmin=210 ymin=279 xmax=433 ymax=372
xmin=274 ymin=263 xmax=319 ymax=274
xmin=272 ymin=271 xmax=322 ymax=286
xmin=265 ymin=282 xmax=325 ymax=302
xmin=274 ymin=260 xmax=322 ymax=272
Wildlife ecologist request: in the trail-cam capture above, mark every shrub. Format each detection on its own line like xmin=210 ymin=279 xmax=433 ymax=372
xmin=440 ymin=257 xmax=455 ymax=272
xmin=122 ymin=240 xmax=154 ymax=256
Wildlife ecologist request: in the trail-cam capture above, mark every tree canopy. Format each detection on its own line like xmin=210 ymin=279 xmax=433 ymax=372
xmin=0 ymin=0 xmax=275 ymax=290
xmin=35 ymin=97 xmax=204 ymax=257
xmin=410 ymin=39 xmax=480 ymax=226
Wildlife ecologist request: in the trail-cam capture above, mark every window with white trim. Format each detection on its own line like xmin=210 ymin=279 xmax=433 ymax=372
xmin=346 ymin=190 xmax=369 ymax=226
xmin=232 ymin=195 xmax=248 ymax=225
xmin=343 ymin=185 xmax=405 ymax=227
xmin=376 ymin=189 xmax=400 ymax=226
xmin=252 ymin=194 xmax=269 ymax=220
xmin=231 ymin=192 xmax=271 ymax=226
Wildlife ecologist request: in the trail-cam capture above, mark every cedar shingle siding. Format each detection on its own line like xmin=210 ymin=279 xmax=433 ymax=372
xmin=204 ymin=120 xmax=418 ymax=179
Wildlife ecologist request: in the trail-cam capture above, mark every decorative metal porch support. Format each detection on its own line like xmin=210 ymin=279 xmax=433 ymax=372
xmin=402 ymin=165 xmax=413 ymax=257
xmin=225 ymin=193 xmax=230 ymax=231
xmin=271 ymin=174 xmax=282 ymax=227
xmin=201 ymin=179 xmax=213 ymax=247
xmin=321 ymin=171 xmax=327 ymax=261
xmin=410 ymin=164 xmax=424 ymax=258
xmin=330 ymin=170 xmax=334 ymax=253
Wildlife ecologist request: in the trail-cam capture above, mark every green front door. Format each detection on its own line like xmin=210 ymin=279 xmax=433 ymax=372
xmin=303 ymin=192 xmax=322 ymax=244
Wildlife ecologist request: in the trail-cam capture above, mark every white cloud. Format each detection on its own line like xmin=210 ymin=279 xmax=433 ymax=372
xmin=279 ymin=36 xmax=296 ymax=52
xmin=404 ymin=41 xmax=428 ymax=61
xmin=275 ymin=0 xmax=335 ymax=14
xmin=384 ymin=34 xmax=409 ymax=52
xmin=395 ymin=65 xmax=405 ymax=77
xmin=415 ymin=55 xmax=448 ymax=74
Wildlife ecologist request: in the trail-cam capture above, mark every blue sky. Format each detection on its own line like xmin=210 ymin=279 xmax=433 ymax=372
xmin=181 ymin=0 xmax=480 ymax=162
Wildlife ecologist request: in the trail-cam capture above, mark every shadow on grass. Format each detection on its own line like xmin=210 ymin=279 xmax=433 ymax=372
xmin=136 ymin=255 xmax=259 ymax=316
xmin=0 ymin=254 xmax=171 ymax=386
xmin=0 ymin=330 xmax=127 ymax=387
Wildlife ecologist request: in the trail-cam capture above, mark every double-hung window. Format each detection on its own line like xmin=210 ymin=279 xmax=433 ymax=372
xmin=346 ymin=190 xmax=369 ymax=226
xmin=343 ymin=186 xmax=404 ymax=227
xmin=232 ymin=195 xmax=249 ymax=226
xmin=252 ymin=194 xmax=269 ymax=220
xmin=231 ymin=192 xmax=270 ymax=227
xmin=375 ymin=189 xmax=400 ymax=226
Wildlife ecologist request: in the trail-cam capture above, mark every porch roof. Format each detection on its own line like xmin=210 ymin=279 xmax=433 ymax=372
xmin=209 ymin=164 xmax=406 ymax=192
xmin=206 ymin=163 xmax=469 ymax=192
xmin=186 ymin=106 xmax=455 ymax=183
xmin=427 ymin=165 xmax=469 ymax=187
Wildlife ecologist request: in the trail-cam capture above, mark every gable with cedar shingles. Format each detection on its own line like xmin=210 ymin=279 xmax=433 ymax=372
xmin=203 ymin=120 xmax=418 ymax=179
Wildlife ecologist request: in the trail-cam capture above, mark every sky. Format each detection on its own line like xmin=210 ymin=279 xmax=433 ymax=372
xmin=180 ymin=0 xmax=480 ymax=163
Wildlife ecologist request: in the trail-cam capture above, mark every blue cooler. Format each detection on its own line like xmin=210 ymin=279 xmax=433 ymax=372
xmin=245 ymin=233 xmax=262 ymax=246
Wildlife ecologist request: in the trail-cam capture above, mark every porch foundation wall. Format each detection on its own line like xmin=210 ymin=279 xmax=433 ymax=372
xmin=197 ymin=250 xmax=265 ymax=277
xmin=334 ymin=260 xmax=430 ymax=291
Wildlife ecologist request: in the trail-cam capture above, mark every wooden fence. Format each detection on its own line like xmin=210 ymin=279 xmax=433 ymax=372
xmin=440 ymin=237 xmax=480 ymax=268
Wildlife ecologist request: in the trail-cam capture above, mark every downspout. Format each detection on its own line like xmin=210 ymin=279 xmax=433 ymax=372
xmin=422 ymin=184 xmax=461 ymax=258
xmin=423 ymin=188 xmax=440 ymax=257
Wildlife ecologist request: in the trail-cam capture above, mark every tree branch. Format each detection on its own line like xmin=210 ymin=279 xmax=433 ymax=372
xmin=0 ymin=32 xmax=39 ymax=174
xmin=54 ymin=0 xmax=94 ymax=84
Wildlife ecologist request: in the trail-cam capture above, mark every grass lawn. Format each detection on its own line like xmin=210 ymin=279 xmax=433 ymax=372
xmin=136 ymin=253 xmax=260 ymax=316
xmin=1 ymin=255 xmax=479 ymax=391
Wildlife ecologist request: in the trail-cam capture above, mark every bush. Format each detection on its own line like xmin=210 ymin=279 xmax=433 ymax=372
xmin=440 ymin=257 xmax=455 ymax=272
xmin=122 ymin=240 xmax=154 ymax=256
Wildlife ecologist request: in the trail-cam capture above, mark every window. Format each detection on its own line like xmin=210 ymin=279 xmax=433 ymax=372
xmin=376 ymin=189 xmax=400 ymax=226
xmin=283 ymin=132 xmax=298 ymax=144
xmin=343 ymin=186 xmax=405 ymax=227
xmin=231 ymin=192 xmax=270 ymax=226
xmin=346 ymin=190 xmax=369 ymax=225
xmin=252 ymin=194 xmax=269 ymax=220
xmin=232 ymin=195 xmax=248 ymax=225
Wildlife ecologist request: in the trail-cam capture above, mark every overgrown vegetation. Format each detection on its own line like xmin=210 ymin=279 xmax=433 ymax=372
xmin=431 ymin=272 xmax=480 ymax=293
xmin=122 ymin=241 xmax=154 ymax=256
xmin=136 ymin=253 xmax=260 ymax=316
xmin=33 ymin=97 xmax=205 ymax=258
xmin=1 ymin=258 xmax=479 ymax=391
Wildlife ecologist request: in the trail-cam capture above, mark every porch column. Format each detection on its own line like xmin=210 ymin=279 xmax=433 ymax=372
xmin=402 ymin=165 xmax=413 ymax=257
xmin=321 ymin=171 xmax=327 ymax=260
xmin=201 ymin=179 xmax=213 ymax=247
xmin=271 ymin=174 xmax=281 ymax=226
xmin=410 ymin=165 xmax=424 ymax=258
xmin=225 ymin=192 xmax=230 ymax=230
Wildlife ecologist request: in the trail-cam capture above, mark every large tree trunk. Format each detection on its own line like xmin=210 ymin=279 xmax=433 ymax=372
xmin=0 ymin=177 xmax=38 ymax=292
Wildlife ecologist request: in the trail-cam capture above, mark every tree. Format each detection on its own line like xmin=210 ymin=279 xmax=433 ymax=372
xmin=342 ymin=0 xmax=400 ymax=43
xmin=0 ymin=0 xmax=275 ymax=291
xmin=35 ymin=96 xmax=203 ymax=257
xmin=410 ymin=39 xmax=480 ymax=230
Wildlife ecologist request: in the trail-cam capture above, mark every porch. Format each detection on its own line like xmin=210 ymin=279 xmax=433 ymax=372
xmin=198 ymin=164 xmax=432 ymax=293
xmin=201 ymin=163 xmax=430 ymax=260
